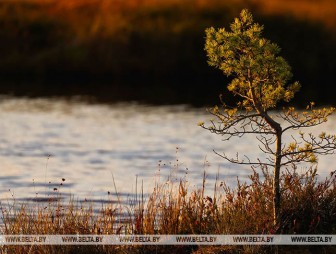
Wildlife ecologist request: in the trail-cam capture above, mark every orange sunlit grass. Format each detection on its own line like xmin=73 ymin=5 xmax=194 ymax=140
xmin=251 ymin=0 xmax=336 ymax=29
xmin=2 ymin=0 xmax=335 ymax=46
xmin=7 ymin=0 xmax=336 ymax=28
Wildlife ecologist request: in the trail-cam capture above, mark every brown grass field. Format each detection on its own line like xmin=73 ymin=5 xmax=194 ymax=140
xmin=1 ymin=167 xmax=335 ymax=253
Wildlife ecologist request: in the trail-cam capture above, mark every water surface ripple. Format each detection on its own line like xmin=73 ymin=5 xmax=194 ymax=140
xmin=0 ymin=98 xmax=334 ymax=205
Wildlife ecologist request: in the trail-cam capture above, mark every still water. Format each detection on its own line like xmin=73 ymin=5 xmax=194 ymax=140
xmin=0 ymin=97 xmax=335 ymax=205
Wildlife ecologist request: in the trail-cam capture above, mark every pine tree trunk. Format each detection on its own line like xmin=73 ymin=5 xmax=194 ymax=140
xmin=260 ymin=111 xmax=282 ymax=228
xmin=274 ymin=131 xmax=282 ymax=228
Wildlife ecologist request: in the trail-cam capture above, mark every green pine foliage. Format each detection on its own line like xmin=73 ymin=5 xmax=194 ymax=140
xmin=205 ymin=9 xmax=300 ymax=110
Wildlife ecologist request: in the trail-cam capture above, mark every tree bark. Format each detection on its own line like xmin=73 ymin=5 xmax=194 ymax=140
xmin=274 ymin=131 xmax=282 ymax=228
xmin=258 ymin=110 xmax=282 ymax=227
xmin=248 ymin=83 xmax=283 ymax=227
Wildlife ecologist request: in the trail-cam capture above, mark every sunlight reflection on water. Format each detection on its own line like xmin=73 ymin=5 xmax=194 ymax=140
xmin=0 ymin=97 xmax=334 ymax=206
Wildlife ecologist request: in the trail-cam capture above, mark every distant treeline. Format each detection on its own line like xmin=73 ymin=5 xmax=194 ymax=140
xmin=0 ymin=0 xmax=335 ymax=107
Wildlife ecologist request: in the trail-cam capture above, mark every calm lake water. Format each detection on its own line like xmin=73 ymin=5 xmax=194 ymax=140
xmin=0 ymin=97 xmax=335 ymax=205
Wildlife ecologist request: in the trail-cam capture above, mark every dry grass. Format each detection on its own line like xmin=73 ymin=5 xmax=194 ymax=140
xmin=2 ymin=0 xmax=335 ymax=42
xmin=250 ymin=0 xmax=336 ymax=29
xmin=1 ymin=165 xmax=335 ymax=254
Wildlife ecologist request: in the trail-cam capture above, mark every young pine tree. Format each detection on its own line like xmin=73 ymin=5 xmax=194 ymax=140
xmin=201 ymin=9 xmax=336 ymax=228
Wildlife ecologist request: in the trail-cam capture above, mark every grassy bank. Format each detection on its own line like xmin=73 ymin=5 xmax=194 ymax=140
xmin=0 ymin=0 xmax=335 ymax=106
xmin=1 ymin=167 xmax=335 ymax=253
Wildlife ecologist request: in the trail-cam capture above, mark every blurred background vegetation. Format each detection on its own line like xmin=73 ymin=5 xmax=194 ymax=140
xmin=0 ymin=0 xmax=335 ymax=106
